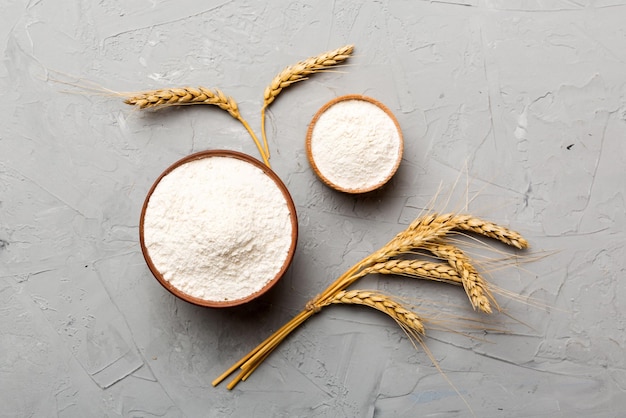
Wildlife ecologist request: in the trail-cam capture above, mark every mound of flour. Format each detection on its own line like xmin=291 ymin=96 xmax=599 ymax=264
xmin=142 ymin=156 xmax=293 ymax=302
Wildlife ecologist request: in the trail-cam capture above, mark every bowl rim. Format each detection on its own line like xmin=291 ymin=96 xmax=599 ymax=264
xmin=139 ymin=150 xmax=298 ymax=308
xmin=305 ymin=94 xmax=404 ymax=194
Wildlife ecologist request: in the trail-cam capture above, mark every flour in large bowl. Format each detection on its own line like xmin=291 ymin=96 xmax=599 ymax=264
xmin=141 ymin=152 xmax=296 ymax=305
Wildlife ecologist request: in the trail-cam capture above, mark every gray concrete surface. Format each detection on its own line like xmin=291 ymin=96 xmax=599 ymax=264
xmin=1 ymin=1 xmax=625 ymax=417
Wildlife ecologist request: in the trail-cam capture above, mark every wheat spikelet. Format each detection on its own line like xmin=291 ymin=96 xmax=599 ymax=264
xmin=426 ymin=242 xmax=495 ymax=314
xmin=324 ymin=290 xmax=425 ymax=335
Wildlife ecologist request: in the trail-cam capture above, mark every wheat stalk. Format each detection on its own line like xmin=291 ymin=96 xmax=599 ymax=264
xmin=260 ymin=44 xmax=354 ymax=159
xmin=124 ymin=87 xmax=270 ymax=167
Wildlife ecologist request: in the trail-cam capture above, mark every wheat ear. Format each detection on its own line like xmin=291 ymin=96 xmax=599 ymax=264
xmin=374 ymin=213 xmax=527 ymax=263
xmin=453 ymin=215 xmax=529 ymax=250
xmin=323 ymin=290 xmax=425 ymax=335
xmin=124 ymin=87 xmax=270 ymax=167
xmin=124 ymin=86 xmax=237 ymax=113
xmin=260 ymin=44 xmax=354 ymax=159
xmin=425 ymin=242 xmax=495 ymax=314
xmin=362 ymin=259 xmax=463 ymax=286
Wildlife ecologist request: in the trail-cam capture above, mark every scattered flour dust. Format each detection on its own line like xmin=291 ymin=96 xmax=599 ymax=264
xmin=309 ymin=99 xmax=402 ymax=192
xmin=143 ymin=156 xmax=293 ymax=302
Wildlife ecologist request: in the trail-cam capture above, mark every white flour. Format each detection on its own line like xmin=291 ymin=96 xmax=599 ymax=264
xmin=142 ymin=156 xmax=293 ymax=302
xmin=309 ymin=99 xmax=402 ymax=192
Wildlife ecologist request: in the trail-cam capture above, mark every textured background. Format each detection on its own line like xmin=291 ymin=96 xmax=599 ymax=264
xmin=1 ymin=1 xmax=625 ymax=417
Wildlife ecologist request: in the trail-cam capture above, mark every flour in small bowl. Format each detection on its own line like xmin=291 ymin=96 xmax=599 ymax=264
xmin=142 ymin=155 xmax=295 ymax=303
xmin=307 ymin=97 xmax=403 ymax=193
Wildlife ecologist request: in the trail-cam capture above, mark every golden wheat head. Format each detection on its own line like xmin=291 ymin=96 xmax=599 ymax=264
xmin=263 ymin=44 xmax=354 ymax=108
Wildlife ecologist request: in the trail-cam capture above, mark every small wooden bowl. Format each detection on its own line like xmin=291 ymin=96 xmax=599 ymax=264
xmin=306 ymin=94 xmax=404 ymax=194
xmin=139 ymin=150 xmax=298 ymax=308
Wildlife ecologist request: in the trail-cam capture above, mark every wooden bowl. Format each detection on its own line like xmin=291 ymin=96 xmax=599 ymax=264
xmin=306 ymin=94 xmax=404 ymax=194
xmin=139 ymin=150 xmax=298 ymax=308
